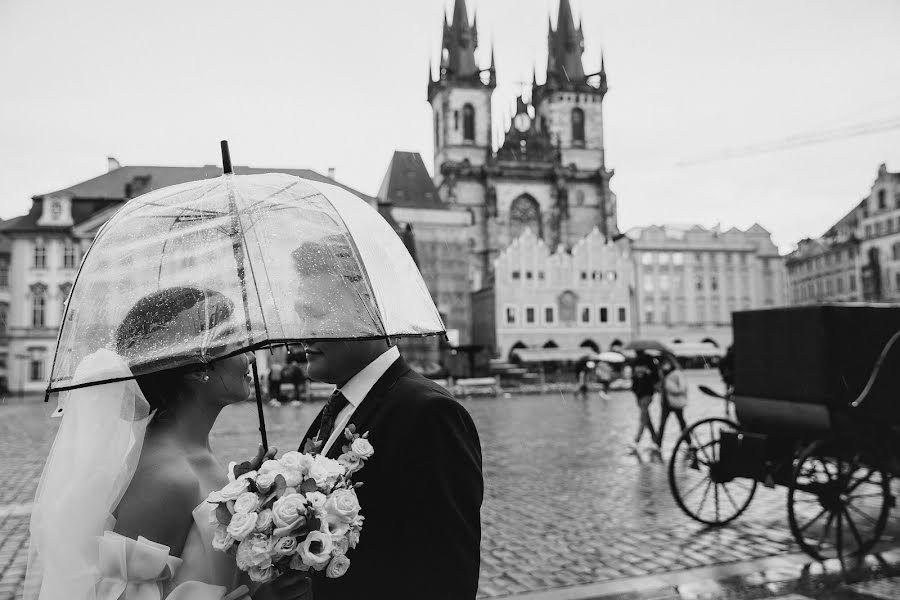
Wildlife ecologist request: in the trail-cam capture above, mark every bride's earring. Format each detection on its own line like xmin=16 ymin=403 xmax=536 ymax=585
xmin=202 ymin=373 xmax=210 ymax=382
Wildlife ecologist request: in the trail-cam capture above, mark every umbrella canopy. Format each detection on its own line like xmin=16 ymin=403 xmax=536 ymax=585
xmin=597 ymin=351 xmax=627 ymax=364
xmin=624 ymin=339 xmax=673 ymax=354
xmin=48 ymin=171 xmax=444 ymax=394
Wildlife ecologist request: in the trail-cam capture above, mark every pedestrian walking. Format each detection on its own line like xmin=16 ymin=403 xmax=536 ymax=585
xmin=629 ymin=349 xmax=662 ymax=457
xmin=595 ymin=360 xmax=613 ymax=400
xmin=656 ymin=354 xmax=688 ymax=447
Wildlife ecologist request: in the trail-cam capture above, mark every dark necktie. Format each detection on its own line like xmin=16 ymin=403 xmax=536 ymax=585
xmin=315 ymin=390 xmax=350 ymax=450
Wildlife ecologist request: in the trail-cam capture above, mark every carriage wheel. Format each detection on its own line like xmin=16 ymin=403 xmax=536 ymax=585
xmin=788 ymin=439 xmax=893 ymax=561
xmin=668 ymin=417 xmax=757 ymax=526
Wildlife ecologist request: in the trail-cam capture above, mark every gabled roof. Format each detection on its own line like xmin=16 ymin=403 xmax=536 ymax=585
xmin=376 ymin=152 xmax=445 ymax=209
xmin=2 ymin=165 xmax=377 ymax=234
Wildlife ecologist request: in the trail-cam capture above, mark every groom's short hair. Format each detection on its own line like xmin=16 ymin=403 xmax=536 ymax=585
xmin=290 ymin=234 xmax=365 ymax=283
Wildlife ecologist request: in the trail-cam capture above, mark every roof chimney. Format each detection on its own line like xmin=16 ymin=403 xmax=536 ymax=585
xmin=107 ymin=156 xmax=121 ymax=172
xmin=327 ymin=167 xmax=336 ymax=180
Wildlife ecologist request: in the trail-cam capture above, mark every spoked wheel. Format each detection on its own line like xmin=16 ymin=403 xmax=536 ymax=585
xmin=668 ymin=417 xmax=757 ymax=526
xmin=788 ymin=439 xmax=893 ymax=561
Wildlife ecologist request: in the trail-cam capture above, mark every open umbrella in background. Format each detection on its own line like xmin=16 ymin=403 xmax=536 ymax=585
xmin=47 ymin=141 xmax=445 ymax=449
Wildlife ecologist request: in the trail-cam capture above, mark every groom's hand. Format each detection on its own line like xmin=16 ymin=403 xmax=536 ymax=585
xmin=232 ymin=444 xmax=278 ymax=479
xmin=252 ymin=572 xmax=311 ymax=600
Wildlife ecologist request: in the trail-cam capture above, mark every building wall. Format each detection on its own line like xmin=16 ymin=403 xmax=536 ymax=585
xmin=431 ymin=86 xmax=493 ymax=184
xmin=630 ymin=225 xmax=786 ymax=348
xmin=785 ymin=240 xmax=861 ymax=305
xmin=488 ymin=228 xmax=633 ymax=358
xmin=858 ymin=165 xmax=900 ymax=301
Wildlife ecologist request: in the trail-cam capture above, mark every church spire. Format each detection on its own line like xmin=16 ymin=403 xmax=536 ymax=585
xmin=546 ymin=0 xmax=586 ymax=86
xmin=442 ymin=0 xmax=478 ymax=79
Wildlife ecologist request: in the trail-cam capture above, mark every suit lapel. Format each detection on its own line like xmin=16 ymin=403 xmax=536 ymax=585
xmin=324 ymin=356 xmax=410 ymax=460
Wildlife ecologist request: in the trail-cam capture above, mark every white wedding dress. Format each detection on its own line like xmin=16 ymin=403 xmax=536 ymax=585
xmin=25 ymin=350 xmax=250 ymax=600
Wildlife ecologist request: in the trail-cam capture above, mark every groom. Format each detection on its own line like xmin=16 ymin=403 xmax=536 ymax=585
xmin=293 ymin=237 xmax=483 ymax=599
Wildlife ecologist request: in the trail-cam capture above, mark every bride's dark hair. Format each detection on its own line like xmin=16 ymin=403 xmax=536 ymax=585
xmin=115 ymin=286 xmax=234 ymax=416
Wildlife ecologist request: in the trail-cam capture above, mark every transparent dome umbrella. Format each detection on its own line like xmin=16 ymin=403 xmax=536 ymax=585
xmin=47 ymin=142 xmax=445 ymax=449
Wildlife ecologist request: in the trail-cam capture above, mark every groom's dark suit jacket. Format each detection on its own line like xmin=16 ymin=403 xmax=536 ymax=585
xmin=300 ymin=356 xmax=483 ymax=600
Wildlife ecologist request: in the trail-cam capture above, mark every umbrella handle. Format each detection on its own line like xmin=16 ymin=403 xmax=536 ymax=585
xmin=221 ymin=140 xmax=233 ymax=175
xmin=251 ymin=360 xmax=268 ymax=452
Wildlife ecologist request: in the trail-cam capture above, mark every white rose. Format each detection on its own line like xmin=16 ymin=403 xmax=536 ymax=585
xmin=337 ymin=452 xmax=362 ymax=475
xmin=271 ymin=493 xmax=308 ymax=535
xmin=289 ymin=553 xmax=310 ymax=571
xmin=325 ymin=554 xmax=351 ymax=578
xmin=259 ymin=459 xmax=283 ymax=474
xmin=219 ymin=478 xmax=250 ymax=501
xmin=236 ymin=534 xmax=274 ymax=570
xmin=308 ymin=455 xmax=345 ymax=488
xmin=298 ymin=530 xmax=332 ymax=570
xmin=279 ymin=451 xmax=313 ymax=475
xmin=212 ymin=526 xmax=235 ymax=552
xmin=206 ymin=490 xmax=225 ymax=504
xmin=323 ymin=488 xmax=360 ymax=533
xmin=272 ymin=535 xmax=299 ymax=557
xmin=305 ymin=491 xmax=327 ymax=512
xmin=255 ymin=508 xmax=274 ymax=532
xmin=237 ymin=470 xmax=258 ymax=481
xmin=234 ymin=492 xmax=260 ymax=514
xmin=331 ymin=535 xmax=350 ymax=556
xmin=227 ymin=512 xmax=259 ymax=541
xmin=347 ymin=528 xmax=361 ymax=549
xmin=283 ymin=487 xmax=298 ymax=496
xmin=280 ymin=468 xmax=304 ymax=488
xmin=255 ymin=472 xmax=277 ymax=492
xmin=248 ymin=565 xmax=277 ymax=583
xmin=350 ymin=438 xmax=374 ymax=459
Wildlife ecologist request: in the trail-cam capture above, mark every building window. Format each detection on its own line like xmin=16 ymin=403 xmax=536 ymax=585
xmin=462 ymin=104 xmax=475 ymax=142
xmin=525 ymin=306 xmax=536 ymax=324
xmin=836 ymin=277 xmax=844 ymax=294
xmin=878 ymin=189 xmax=887 ymax=210
xmin=544 ymin=306 xmax=556 ymax=324
xmin=509 ymin=194 xmax=542 ymax=240
xmin=512 ymin=271 xmax=521 ymax=280
xmin=525 ymin=271 xmax=533 ymax=280
xmin=896 ymin=272 xmax=900 ymax=292
xmin=34 ymin=241 xmax=47 ymax=269
xmin=0 ymin=302 xmax=7 ymax=336
xmin=659 ymin=252 xmax=670 ymax=266
xmin=711 ymin=275 xmax=718 ymax=291
xmin=695 ymin=274 xmax=704 ymax=291
xmin=558 ymin=291 xmax=577 ymax=322
xmin=659 ymin=274 xmax=670 ymax=292
xmin=0 ymin=259 xmax=8 ymax=287
xmin=538 ymin=271 xmax=545 ymax=280
xmin=826 ymin=278 xmax=833 ymax=295
xmin=579 ymin=305 xmax=591 ymax=324
xmin=606 ymin=270 xmax=617 ymax=281
xmin=434 ymin=113 xmax=440 ymax=147
xmin=571 ymin=107 xmax=585 ymax=144
xmin=617 ymin=306 xmax=627 ymax=323
xmin=599 ymin=306 xmax=609 ymax=323
xmin=643 ymin=274 xmax=654 ymax=292
xmin=644 ymin=305 xmax=654 ymax=324
xmin=29 ymin=348 xmax=46 ymax=382
xmin=865 ymin=224 xmax=873 ymax=238
xmin=641 ymin=253 xmax=654 ymax=266
xmin=580 ymin=271 xmax=588 ymax=280
xmin=672 ymin=252 xmax=684 ymax=266
xmin=453 ymin=110 xmax=459 ymax=130
xmin=894 ymin=243 xmax=900 ymax=261
xmin=876 ymin=221 xmax=884 ymax=236
xmin=33 ymin=294 xmax=46 ymax=328
xmin=505 ymin=305 xmax=517 ymax=325
xmin=63 ymin=241 xmax=77 ymax=269
xmin=850 ymin=274 xmax=857 ymax=291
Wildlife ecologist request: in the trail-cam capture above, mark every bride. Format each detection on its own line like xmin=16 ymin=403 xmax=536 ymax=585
xmin=25 ymin=286 xmax=308 ymax=600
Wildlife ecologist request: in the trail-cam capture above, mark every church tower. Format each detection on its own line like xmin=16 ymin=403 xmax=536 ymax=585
xmin=428 ymin=0 xmax=495 ymax=190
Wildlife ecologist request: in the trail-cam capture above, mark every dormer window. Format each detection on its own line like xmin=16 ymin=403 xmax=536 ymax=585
xmin=37 ymin=194 xmax=74 ymax=227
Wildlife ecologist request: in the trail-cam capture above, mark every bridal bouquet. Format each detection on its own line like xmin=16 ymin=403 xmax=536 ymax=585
xmin=207 ymin=426 xmax=374 ymax=583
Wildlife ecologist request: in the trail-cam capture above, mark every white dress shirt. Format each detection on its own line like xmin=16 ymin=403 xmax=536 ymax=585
xmin=321 ymin=345 xmax=400 ymax=455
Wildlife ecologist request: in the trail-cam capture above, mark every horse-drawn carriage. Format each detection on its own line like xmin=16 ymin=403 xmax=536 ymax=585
xmin=668 ymin=304 xmax=900 ymax=561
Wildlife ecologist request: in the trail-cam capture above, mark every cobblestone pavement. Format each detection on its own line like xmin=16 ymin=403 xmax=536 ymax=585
xmin=1 ymin=371 xmax=899 ymax=599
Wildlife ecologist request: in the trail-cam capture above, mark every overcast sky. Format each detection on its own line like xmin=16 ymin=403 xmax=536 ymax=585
xmin=2 ymin=0 xmax=899 ymax=251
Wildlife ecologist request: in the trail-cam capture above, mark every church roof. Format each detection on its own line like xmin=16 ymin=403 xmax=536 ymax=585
xmin=1 ymin=164 xmax=377 ymax=234
xmin=442 ymin=0 xmax=480 ymax=80
xmin=376 ymin=151 xmax=444 ymax=209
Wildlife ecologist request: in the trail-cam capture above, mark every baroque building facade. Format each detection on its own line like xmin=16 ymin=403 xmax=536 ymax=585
xmin=629 ymin=224 xmax=786 ymax=348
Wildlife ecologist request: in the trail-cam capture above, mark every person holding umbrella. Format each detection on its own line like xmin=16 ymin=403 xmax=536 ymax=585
xmin=287 ymin=234 xmax=483 ymax=600
xmin=629 ymin=348 xmax=663 ymax=457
